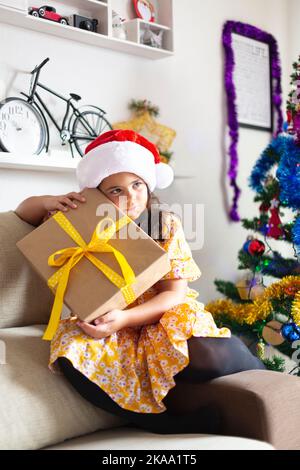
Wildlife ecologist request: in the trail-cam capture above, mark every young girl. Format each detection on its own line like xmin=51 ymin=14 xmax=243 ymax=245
xmin=15 ymin=129 xmax=265 ymax=435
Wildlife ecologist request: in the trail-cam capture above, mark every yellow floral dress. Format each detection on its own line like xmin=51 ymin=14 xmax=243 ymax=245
xmin=49 ymin=214 xmax=231 ymax=414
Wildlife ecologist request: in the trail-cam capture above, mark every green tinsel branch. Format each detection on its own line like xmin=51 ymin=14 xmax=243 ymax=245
xmin=159 ymin=150 xmax=173 ymax=162
xmin=271 ymin=298 xmax=294 ymax=318
xmin=262 ymin=356 xmax=286 ymax=372
xmin=237 ymin=249 xmax=299 ymax=278
xmin=241 ymin=215 xmax=269 ymax=232
xmin=129 ymin=99 xmax=160 ymax=117
xmin=241 ymin=217 xmax=293 ymax=242
xmin=214 ymin=280 xmax=245 ymax=302
xmin=253 ymin=179 xmax=281 ymax=202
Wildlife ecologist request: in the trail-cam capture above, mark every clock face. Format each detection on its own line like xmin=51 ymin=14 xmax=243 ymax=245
xmin=134 ymin=0 xmax=155 ymax=22
xmin=138 ymin=1 xmax=152 ymax=21
xmin=0 ymin=99 xmax=46 ymax=154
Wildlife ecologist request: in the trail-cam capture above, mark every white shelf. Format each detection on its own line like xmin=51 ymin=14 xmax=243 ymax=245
xmin=0 ymin=151 xmax=79 ymax=172
xmin=126 ymin=18 xmax=171 ymax=32
xmin=0 ymin=0 xmax=174 ymax=59
xmin=54 ymin=0 xmax=108 ymax=16
xmin=71 ymin=0 xmax=108 ymax=9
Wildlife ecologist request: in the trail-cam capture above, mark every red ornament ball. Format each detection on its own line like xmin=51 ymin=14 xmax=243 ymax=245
xmin=248 ymin=239 xmax=265 ymax=256
xmin=284 ymin=286 xmax=299 ymax=296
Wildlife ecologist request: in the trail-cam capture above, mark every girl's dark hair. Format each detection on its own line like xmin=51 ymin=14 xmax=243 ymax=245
xmin=138 ymin=186 xmax=180 ymax=242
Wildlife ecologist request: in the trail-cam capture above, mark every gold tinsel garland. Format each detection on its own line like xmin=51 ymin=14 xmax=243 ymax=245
xmin=291 ymin=289 xmax=300 ymax=323
xmin=206 ymin=275 xmax=300 ymax=326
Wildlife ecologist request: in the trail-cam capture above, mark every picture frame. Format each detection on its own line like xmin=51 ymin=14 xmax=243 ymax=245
xmin=222 ymin=21 xmax=283 ymax=222
xmin=133 ymin=0 xmax=155 ymax=23
xmin=231 ymin=32 xmax=273 ymax=132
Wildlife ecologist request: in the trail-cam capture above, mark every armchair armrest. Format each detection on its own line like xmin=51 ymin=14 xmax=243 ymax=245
xmin=165 ymin=370 xmax=300 ymax=450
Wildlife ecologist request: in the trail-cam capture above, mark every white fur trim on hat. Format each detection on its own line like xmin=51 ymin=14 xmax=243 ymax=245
xmin=76 ymin=140 xmax=174 ymax=192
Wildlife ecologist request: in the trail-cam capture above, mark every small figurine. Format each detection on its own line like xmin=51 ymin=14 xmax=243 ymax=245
xmin=28 ymin=5 xmax=69 ymax=25
xmin=141 ymin=26 xmax=163 ymax=48
xmin=112 ymin=10 xmax=127 ymax=41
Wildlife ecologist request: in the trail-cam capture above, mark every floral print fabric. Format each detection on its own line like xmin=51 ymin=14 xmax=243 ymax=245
xmin=49 ymin=214 xmax=231 ymax=413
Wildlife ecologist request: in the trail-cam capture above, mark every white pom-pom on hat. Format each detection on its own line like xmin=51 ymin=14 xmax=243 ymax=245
xmin=155 ymin=161 xmax=174 ymax=189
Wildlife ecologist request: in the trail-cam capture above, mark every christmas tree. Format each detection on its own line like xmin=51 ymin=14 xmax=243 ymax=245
xmin=206 ymin=58 xmax=300 ymax=375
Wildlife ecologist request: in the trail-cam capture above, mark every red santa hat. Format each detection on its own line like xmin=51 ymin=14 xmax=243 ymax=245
xmin=76 ymin=129 xmax=174 ymax=192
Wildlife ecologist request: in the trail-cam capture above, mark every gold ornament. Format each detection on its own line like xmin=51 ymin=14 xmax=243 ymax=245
xmin=262 ymin=320 xmax=285 ymax=345
xmin=236 ymin=275 xmax=265 ymax=301
xmin=113 ymin=110 xmax=176 ymax=158
xmin=256 ymin=340 xmax=265 ymax=359
xmin=236 ymin=279 xmax=265 ymax=301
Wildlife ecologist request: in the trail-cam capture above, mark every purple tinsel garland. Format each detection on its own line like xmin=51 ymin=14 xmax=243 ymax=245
xmin=222 ymin=21 xmax=283 ymax=222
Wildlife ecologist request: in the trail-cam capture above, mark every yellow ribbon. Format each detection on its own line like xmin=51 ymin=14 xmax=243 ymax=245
xmin=43 ymin=212 xmax=137 ymax=341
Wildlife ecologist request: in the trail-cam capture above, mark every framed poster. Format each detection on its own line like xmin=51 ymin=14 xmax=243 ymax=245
xmin=232 ymin=33 xmax=273 ymax=132
xmin=222 ymin=20 xmax=283 ymax=222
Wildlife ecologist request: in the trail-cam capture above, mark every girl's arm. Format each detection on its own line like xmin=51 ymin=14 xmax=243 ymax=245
xmin=15 ymin=196 xmax=51 ymax=227
xmin=77 ymin=279 xmax=188 ymax=338
xmin=15 ymin=192 xmax=86 ymax=226
xmin=125 ymin=279 xmax=188 ymax=327
xmin=78 ymin=216 xmax=191 ymax=338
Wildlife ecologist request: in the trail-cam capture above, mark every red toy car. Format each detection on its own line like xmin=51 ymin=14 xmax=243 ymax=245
xmin=28 ymin=5 xmax=69 ymax=25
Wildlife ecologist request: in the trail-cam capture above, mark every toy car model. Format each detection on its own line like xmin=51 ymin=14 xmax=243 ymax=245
xmin=28 ymin=5 xmax=69 ymax=25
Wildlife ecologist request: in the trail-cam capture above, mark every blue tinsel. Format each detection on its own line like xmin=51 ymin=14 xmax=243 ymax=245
xmin=281 ymin=322 xmax=300 ymax=342
xmin=261 ymin=254 xmax=299 ymax=277
xmin=249 ymin=134 xmax=300 ymax=253
xmin=292 ymin=217 xmax=300 ymax=258
xmin=293 ymin=217 xmax=300 ymax=246
xmin=276 ymin=137 xmax=300 ymax=209
xmin=249 ymin=135 xmax=287 ymax=193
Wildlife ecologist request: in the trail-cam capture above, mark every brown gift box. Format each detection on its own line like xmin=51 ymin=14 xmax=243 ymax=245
xmin=16 ymin=188 xmax=171 ymax=339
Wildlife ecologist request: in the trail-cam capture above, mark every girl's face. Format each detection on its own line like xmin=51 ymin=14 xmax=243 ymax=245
xmin=99 ymin=172 xmax=149 ymax=220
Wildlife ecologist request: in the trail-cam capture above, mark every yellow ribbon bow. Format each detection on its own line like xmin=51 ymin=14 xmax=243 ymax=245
xmin=43 ymin=212 xmax=137 ymax=341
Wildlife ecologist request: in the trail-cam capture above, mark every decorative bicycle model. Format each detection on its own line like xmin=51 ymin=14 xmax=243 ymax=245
xmin=0 ymin=58 xmax=112 ymax=157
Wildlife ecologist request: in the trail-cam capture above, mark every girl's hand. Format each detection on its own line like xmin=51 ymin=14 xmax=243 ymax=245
xmin=42 ymin=192 xmax=86 ymax=214
xmin=76 ymin=309 xmax=128 ymax=339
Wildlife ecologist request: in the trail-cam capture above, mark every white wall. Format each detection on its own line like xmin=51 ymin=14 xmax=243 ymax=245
xmin=0 ymin=0 xmax=293 ymax=302
xmin=288 ymin=0 xmax=300 ymax=67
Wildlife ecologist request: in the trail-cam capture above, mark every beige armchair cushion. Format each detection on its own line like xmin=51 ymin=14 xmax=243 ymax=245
xmin=45 ymin=427 xmax=275 ymax=450
xmin=0 ymin=324 xmax=126 ymax=450
xmin=0 ymin=211 xmax=53 ymax=328
xmin=164 ymin=369 xmax=300 ymax=450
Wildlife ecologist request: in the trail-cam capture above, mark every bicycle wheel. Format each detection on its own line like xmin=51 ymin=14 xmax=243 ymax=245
xmin=72 ymin=110 xmax=112 ymax=157
xmin=0 ymin=97 xmax=47 ymax=154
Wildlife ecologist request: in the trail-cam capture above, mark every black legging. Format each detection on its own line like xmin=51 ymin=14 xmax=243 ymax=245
xmin=175 ymin=335 xmax=266 ymax=382
xmin=57 ymin=335 xmax=266 ymax=435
